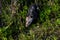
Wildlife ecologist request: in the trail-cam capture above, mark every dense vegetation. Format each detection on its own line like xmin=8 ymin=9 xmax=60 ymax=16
xmin=0 ymin=0 xmax=60 ymax=40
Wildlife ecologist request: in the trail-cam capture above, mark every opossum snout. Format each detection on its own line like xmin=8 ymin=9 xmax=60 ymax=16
xmin=26 ymin=16 xmax=33 ymax=27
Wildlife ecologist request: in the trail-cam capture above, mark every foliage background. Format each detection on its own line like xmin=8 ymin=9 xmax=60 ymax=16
xmin=0 ymin=0 xmax=60 ymax=40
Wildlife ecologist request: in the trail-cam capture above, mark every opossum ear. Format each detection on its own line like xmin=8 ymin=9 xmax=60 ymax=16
xmin=37 ymin=7 xmax=39 ymax=10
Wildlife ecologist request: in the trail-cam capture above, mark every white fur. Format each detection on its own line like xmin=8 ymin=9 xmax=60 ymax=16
xmin=26 ymin=17 xmax=33 ymax=27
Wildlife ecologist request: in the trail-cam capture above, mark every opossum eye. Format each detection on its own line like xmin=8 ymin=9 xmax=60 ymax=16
xmin=31 ymin=16 xmax=33 ymax=18
xmin=28 ymin=22 xmax=30 ymax=23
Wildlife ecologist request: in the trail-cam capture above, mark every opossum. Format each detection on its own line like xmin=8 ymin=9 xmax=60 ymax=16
xmin=26 ymin=4 xmax=39 ymax=27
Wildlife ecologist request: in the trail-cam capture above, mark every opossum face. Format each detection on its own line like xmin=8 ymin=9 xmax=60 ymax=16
xmin=26 ymin=16 xmax=33 ymax=27
xmin=26 ymin=4 xmax=39 ymax=27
